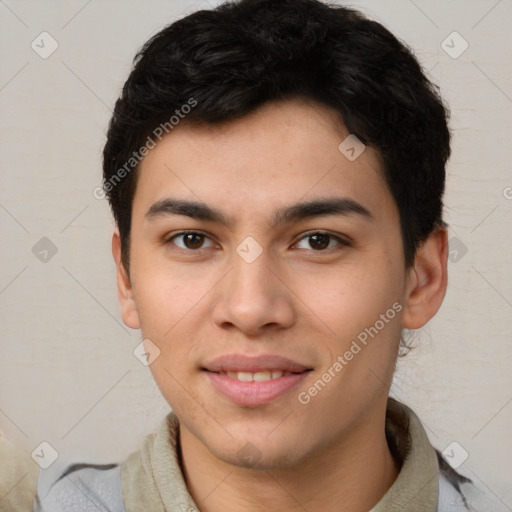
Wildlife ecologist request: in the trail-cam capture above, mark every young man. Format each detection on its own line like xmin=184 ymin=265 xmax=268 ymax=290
xmin=20 ymin=0 xmax=502 ymax=510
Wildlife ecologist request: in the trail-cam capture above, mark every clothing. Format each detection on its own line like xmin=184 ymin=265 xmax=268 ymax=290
xmin=0 ymin=430 xmax=38 ymax=511
xmin=11 ymin=399 xmax=505 ymax=511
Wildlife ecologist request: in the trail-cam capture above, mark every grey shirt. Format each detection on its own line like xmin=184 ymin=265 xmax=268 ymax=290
xmin=33 ymin=401 xmax=507 ymax=512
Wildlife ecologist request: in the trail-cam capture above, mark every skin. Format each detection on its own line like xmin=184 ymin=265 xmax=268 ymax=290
xmin=113 ymin=98 xmax=448 ymax=512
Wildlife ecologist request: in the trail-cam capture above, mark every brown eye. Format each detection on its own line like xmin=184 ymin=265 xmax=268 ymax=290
xmin=167 ymin=231 xmax=215 ymax=251
xmin=295 ymin=232 xmax=349 ymax=251
xmin=182 ymin=233 xmax=205 ymax=249
xmin=308 ymin=233 xmax=330 ymax=250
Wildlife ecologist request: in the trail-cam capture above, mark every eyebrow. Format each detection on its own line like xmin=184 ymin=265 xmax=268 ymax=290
xmin=145 ymin=197 xmax=373 ymax=229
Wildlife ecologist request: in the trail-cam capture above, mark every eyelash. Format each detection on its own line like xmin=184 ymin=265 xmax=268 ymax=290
xmin=164 ymin=230 xmax=351 ymax=253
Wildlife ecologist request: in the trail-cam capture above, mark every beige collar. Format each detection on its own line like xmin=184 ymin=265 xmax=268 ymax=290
xmin=370 ymin=398 xmax=439 ymax=511
xmin=121 ymin=399 xmax=439 ymax=511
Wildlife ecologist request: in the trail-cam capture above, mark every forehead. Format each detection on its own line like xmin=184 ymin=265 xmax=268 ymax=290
xmin=133 ymin=99 xmax=395 ymax=226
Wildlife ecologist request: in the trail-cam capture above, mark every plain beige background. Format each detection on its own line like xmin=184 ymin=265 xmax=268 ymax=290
xmin=1 ymin=0 xmax=511 ymax=506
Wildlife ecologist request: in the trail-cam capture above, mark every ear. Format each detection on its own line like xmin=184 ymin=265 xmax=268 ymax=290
xmin=112 ymin=228 xmax=140 ymax=330
xmin=402 ymin=226 xmax=448 ymax=329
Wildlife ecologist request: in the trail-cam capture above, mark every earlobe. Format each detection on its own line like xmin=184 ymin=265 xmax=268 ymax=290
xmin=401 ymin=227 xmax=448 ymax=330
xmin=112 ymin=229 xmax=140 ymax=330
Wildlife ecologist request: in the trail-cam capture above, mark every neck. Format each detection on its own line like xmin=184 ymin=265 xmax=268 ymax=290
xmin=179 ymin=402 xmax=399 ymax=512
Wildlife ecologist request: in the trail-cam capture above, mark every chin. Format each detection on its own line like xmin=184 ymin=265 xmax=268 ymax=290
xmin=206 ymin=429 xmax=309 ymax=471
xmin=222 ymin=446 xmax=303 ymax=471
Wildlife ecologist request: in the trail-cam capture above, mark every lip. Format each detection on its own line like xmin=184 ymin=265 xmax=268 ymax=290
xmin=203 ymin=354 xmax=311 ymax=373
xmin=202 ymin=354 xmax=312 ymax=406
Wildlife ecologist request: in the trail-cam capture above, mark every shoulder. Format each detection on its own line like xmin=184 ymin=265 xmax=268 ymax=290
xmin=31 ymin=414 xmax=178 ymax=512
xmin=34 ymin=462 xmax=125 ymax=512
xmin=0 ymin=431 xmax=39 ymax=511
xmin=438 ymin=471 xmax=510 ymax=512
xmin=438 ymin=471 xmax=471 ymax=511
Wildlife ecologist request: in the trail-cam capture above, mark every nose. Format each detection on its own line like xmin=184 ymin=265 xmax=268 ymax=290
xmin=211 ymin=248 xmax=296 ymax=337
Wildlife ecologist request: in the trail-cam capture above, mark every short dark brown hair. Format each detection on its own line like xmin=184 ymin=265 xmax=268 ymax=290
xmin=102 ymin=0 xmax=450 ymax=271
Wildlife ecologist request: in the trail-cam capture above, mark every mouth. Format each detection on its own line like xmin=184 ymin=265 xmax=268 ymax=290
xmin=217 ymin=370 xmax=296 ymax=382
xmin=202 ymin=354 xmax=313 ymax=406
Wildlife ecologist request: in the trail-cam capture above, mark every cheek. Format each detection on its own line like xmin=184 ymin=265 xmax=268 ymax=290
xmin=131 ymin=259 xmax=211 ymax=337
xmin=302 ymin=260 xmax=403 ymax=340
xmin=130 ymin=263 xmax=214 ymax=400
xmin=302 ymin=257 xmax=405 ymax=396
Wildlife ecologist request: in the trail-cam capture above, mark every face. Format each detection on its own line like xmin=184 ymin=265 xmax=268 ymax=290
xmin=115 ymin=99 xmax=427 ymax=470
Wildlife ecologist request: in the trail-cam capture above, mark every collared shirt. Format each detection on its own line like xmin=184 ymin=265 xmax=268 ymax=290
xmin=7 ymin=399 xmax=503 ymax=511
